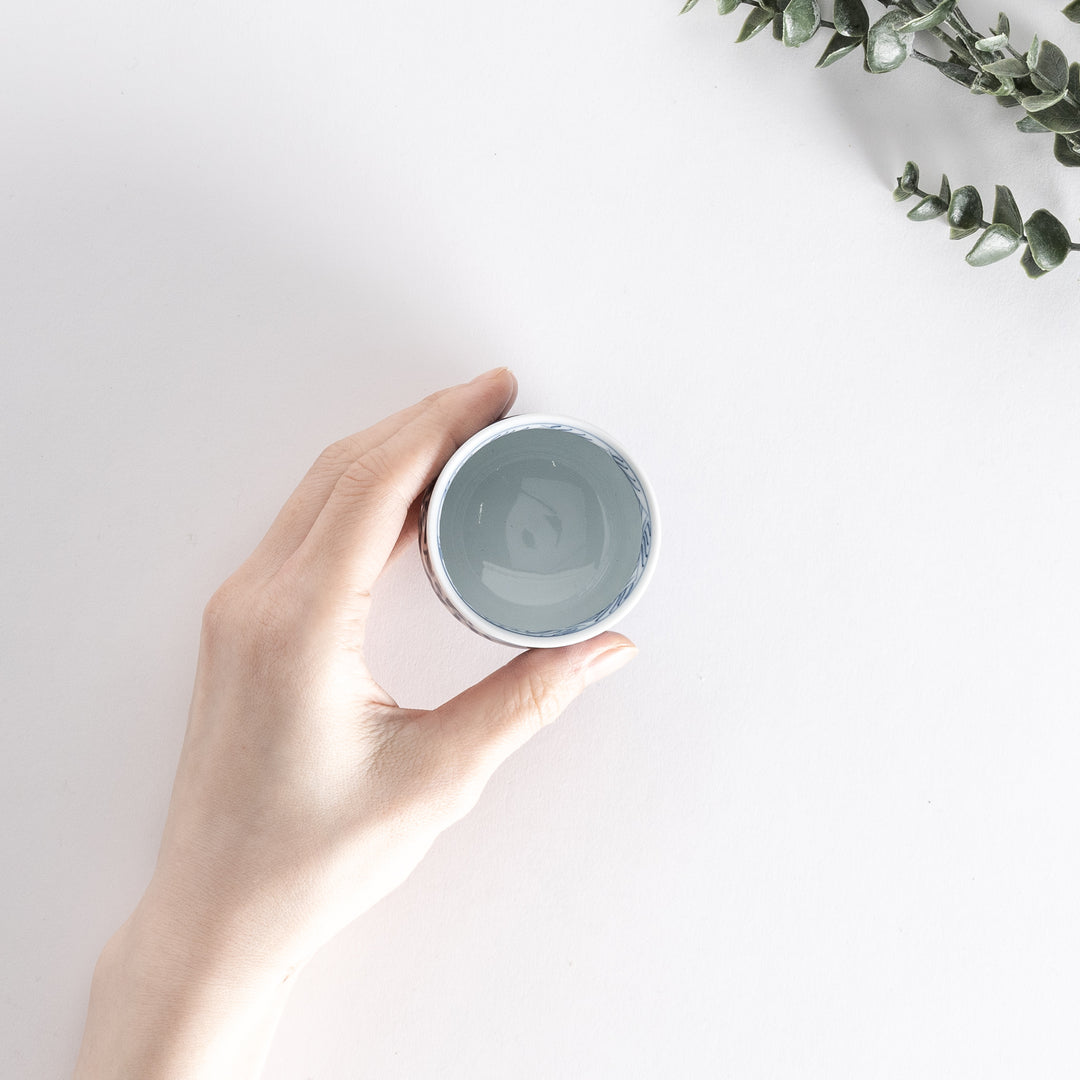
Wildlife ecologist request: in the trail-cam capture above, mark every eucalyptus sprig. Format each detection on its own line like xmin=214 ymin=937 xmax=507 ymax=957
xmin=681 ymin=0 xmax=1080 ymax=275
xmin=894 ymin=160 xmax=1080 ymax=275
xmin=682 ymin=0 xmax=1080 ymax=163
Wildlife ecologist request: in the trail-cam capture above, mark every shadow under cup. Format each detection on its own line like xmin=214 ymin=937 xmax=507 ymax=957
xmin=423 ymin=418 xmax=659 ymax=646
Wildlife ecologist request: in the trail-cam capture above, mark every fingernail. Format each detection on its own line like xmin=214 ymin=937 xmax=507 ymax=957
xmin=470 ymin=366 xmax=511 ymax=384
xmin=498 ymin=369 xmax=519 ymax=417
xmin=584 ymin=643 xmax=638 ymax=687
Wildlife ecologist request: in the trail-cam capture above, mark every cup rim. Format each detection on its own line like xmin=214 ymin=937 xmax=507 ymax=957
xmin=424 ymin=412 xmax=661 ymax=648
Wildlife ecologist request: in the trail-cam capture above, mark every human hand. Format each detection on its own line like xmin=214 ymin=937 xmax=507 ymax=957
xmin=75 ymin=369 xmax=638 ymax=1078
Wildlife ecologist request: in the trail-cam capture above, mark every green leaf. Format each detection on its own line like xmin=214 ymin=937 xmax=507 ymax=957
xmin=816 ymin=32 xmax=862 ymax=68
xmin=994 ymin=13 xmax=1010 ymax=37
xmin=1064 ymin=1 xmax=1080 ymax=25
xmin=975 ymin=33 xmax=1009 ymax=52
xmin=833 ymin=0 xmax=869 ymax=39
xmin=1022 ymin=87 xmax=1069 ymax=111
xmin=865 ymin=10 xmax=915 ymax=73
xmin=1029 ymin=38 xmax=1069 ymax=94
xmin=718 ymin=0 xmax=741 ymax=12
xmin=907 ymin=195 xmax=948 ymax=220
xmin=735 ymin=6 xmax=772 ymax=42
xmin=947 ymin=185 xmax=984 ymax=236
xmin=900 ymin=160 xmax=920 ymax=192
xmin=895 ymin=0 xmax=957 ymax=34
xmin=983 ymin=58 xmax=1028 ymax=77
xmin=938 ymin=173 xmax=951 ymax=204
xmin=680 ymin=0 xmax=700 ymax=12
xmin=992 ymin=185 xmax=1024 ymax=234
xmin=1016 ymin=114 xmax=1053 ymax=133
xmin=1054 ymin=134 xmax=1080 ymax=165
xmin=783 ymin=0 xmax=820 ymax=46
xmin=1025 ymin=209 xmax=1072 ymax=269
xmin=965 ymin=224 xmax=1022 ymax=266
xmin=1020 ymin=245 xmax=1049 ymax=278
xmin=1025 ymin=96 xmax=1080 ymax=132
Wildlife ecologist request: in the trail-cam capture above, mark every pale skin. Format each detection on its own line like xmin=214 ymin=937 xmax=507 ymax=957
xmin=74 ymin=367 xmax=637 ymax=1078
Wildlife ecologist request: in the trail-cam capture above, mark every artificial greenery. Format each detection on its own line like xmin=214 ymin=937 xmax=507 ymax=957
xmin=680 ymin=0 xmax=1080 ymax=276
xmin=892 ymin=161 xmax=1079 ymax=274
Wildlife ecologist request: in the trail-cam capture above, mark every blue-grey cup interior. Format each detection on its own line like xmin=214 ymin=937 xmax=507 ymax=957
xmin=437 ymin=425 xmax=650 ymax=636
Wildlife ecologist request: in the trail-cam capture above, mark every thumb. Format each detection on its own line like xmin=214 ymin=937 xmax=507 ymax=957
xmin=433 ymin=631 xmax=638 ymax=787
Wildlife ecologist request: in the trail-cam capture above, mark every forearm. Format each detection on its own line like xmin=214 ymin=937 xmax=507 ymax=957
xmin=74 ymin=898 xmax=298 ymax=1080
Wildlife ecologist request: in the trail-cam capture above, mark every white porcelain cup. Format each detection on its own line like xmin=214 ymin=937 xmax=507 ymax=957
xmin=419 ymin=414 xmax=660 ymax=647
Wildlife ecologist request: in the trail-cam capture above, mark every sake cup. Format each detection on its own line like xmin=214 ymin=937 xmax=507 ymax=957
xmin=419 ymin=414 xmax=660 ymax=647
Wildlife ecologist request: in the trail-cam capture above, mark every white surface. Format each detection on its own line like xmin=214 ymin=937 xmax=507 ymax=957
xmin=4 ymin=1 xmax=1080 ymax=1076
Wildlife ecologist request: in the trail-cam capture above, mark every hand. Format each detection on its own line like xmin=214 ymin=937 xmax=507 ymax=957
xmin=75 ymin=368 xmax=638 ymax=1078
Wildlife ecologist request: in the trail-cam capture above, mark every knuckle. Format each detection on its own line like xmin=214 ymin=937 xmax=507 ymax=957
xmin=347 ymin=442 xmax=393 ymax=486
xmin=201 ymin=579 xmax=242 ymax=637
xmin=415 ymin=407 xmax=461 ymax=462
xmin=249 ymin=589 xmax=292 ymax=641
xmin=516 ymin=665 xmax=564 ymax=734
xmin=433 ymin=744 xmax=488 ymax=817
xmin=423 ymin=768 xmax=486 ymax=828
xmin=339 ymin=446 xmax=412 ymax=511
xmin=200 ymin=576 xmax=295 ymax=659
xmin=439 ymin=777 xmax=486 ymax=825
xmin=317 ymin=437 xmax=358 ymax=470
xmin=422 ymin=391 xmax=455 ymax=427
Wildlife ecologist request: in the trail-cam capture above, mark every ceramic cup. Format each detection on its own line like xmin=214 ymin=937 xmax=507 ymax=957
xmin=419 ymin=414 xmax=660 ymax=647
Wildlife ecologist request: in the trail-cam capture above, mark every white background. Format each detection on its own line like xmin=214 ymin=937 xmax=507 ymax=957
xmin=4 ymin=1 xmax=1080 ymax=1076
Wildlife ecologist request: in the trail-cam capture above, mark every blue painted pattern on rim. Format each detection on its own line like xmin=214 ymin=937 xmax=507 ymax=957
xmin=423 ymin=420 xmax=653 ymax=640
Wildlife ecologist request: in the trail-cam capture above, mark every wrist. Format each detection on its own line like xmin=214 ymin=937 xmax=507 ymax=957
xmin=74 ymin=893 xmax=300 ymax=1079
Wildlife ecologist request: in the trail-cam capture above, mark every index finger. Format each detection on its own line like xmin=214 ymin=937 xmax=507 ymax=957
xmin=286 ymin=367 xmax=517 ymax=601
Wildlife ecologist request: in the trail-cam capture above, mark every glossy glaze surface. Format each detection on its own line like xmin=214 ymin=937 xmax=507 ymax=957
xmin=438 ymin=428 xmax=643 ymax=633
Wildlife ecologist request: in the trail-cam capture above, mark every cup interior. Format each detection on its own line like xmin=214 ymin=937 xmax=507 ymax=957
xmin=435 ymin=423 xmax=652 ymax=637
